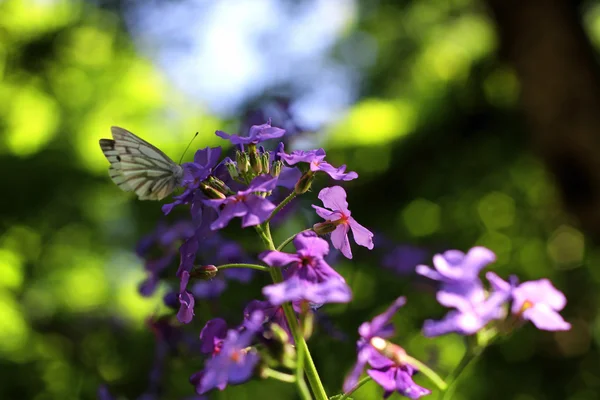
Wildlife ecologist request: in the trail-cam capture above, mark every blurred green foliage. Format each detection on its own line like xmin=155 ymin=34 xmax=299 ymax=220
xmin=1 ymin=0 xmax=599 ymax=399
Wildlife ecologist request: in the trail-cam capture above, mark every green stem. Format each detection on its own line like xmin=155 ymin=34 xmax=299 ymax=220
xmin=262 ymin=368 xmax=296 ymax=383
xmin=403 ymin=355 xmax=447 ymax=391
xmin=216 ymin=263 xmax=271 ymax=273
xmin=276 ymin=229 xmax=313 ymax=251
xmin=339 ymin=375 xmax=372 ymax=400
xmin=294 ymin=317 xmax=312 ymax=400
xmin=266 ymin=191 xmax=297 ymax=223
xmin=438 ymin=347 xmax=482 ymax=400
xmin=258 ymin=224 xmax=328 ymax=400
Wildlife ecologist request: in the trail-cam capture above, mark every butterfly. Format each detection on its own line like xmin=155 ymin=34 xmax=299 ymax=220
xmin=99 ymin=126 xmax=184 ymax=201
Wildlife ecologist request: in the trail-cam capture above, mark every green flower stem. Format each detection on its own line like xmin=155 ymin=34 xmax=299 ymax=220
xmin=258 ymin=223 xmax=328 ymax=400
xmin=402 ymin=354 xmax=447 ymax=392
xmin=262 ymin=368 xmax=296 ymax=383
xmin=438 ymin=346 xmax=483 ymax=400
xmin=216 ymin=263 xmax=271 ymax=273
xmin=339 ymin=375 xmax=372 ymax=400
xmin=276 ymin=229 xmax=313 ymax=251
xmin=294 ymin=316 xmax=313 ymax=400
xmin=266 ymin=191 xmax=297 ymax=223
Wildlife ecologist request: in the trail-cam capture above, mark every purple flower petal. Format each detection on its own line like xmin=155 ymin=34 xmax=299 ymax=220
xmin=331 ymin=224 xmax=352 ymax=259
xmin=260 ymin=251 xmax=299 ymax=267
xmin=241 ymin=195 xmax=275 ymax=227
xmin=349 ymin=218 xmax=374 ymax=250
xmin=199 ymin=318 xmax=227 ymax=354
xmin=318 ymin=186 xmax=350 ymax=214
xmin=315 ymin=162 xmax=358 ymax=181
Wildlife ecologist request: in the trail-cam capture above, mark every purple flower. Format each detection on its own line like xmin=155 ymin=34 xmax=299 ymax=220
xmin=312 ymin=186 xmax=374 ymax=259
xmin=344 ymin=297 xmax=406 ymax=392
xmin=367 ymin=361 xmax=431 ymax=400
xmin=279 ymin=148 xmax=358 ymax=181
xmin=177 ymin=271 xmax=195 ymax=324
xmin=136 ymin=221 xmax=195 ymax=296
xmin=191 ymin=312 xmax=263 ymax=394
xmin=417 ymin=248 xmax=511 ymax=337
xmin=416 ymin=247 xmax=496 ymax=286
xmin=416 ymin=247 xmax=496 ymax=307
xmin=203 ymin=175 xmax=277 ymax=230
xmin=487 ymin=272 xmax=571 ymax=331
xmin=162 ymin=148 xmax=228 ymax=216
xmin=263 ymin=275 xmax=351 ymax=306
xmin=199 ymin=318 xmax=228 ymax=355
xmin=216 ymin=120 xmax=285 ymax=145
xmin=421 ymin=287 xmax=510 ymax=337
xmin=260 ymin=232 xmax=351 ymax=305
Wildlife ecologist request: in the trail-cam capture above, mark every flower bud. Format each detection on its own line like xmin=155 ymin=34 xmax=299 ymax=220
xmin=271 ymin=160 xmax=283 ymax=177
xmin=313 ymin=220 xmax=338 ymax=235
xmin=236 ymin=151 xmax=249 ymax=173
xmin=190 ymin=264 xmax=218 ymax=280
xmin=226 ymin=160 xmax=239 ymax=179
xmin=261 ymin=153 xmax=271 ymax=174
xmin=200 ymin=182 xmax=226 ymax=199
xmin=370 ymin=336 xmax=407 ymax=365
xmin=294 ymin=171 xmax=314 ymax=194
xmin=249 ymin=149 xmax=262 ymax=175
xmin=207 ymin=176 xmax=231 ymax=195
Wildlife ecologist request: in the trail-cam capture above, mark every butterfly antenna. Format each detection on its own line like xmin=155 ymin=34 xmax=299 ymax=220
xmin=178 ymin=132 xmax=199 ymax=164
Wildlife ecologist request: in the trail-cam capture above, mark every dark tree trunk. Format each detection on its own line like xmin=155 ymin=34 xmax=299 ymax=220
xmin=486 ymin=0 xmax=600 ymax=239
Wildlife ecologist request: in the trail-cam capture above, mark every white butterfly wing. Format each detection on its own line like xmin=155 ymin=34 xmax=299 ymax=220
xmin=99 ymin=126 xmax=184 ymax=201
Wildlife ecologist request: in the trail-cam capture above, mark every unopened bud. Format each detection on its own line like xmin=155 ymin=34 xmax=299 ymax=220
xmin=313 ymin=220 xmax=338 ymax=235
xmin=271 ymin=160 xmax=283 ymax=177
xmin=190 ymin=265 xmax=218 ymax=280
xmin=208 ymin=176 xmax=231 ymax=195
xmin=200 ymin=182 xmax=226 ymax=199
xmin=261 ymin=153 xmax=271 ymax=174
xmin=226 ymin=161 xmax=239 ymax=179
xmin=294 ymin=171 xmax=314 ymax=194
xmin=370 ymin=337 xmax=406 ymax=365
xmin=236 ymin=151 xmax=249 ymax=173
xmin=249 ymin=150 xmax=262 ymax=175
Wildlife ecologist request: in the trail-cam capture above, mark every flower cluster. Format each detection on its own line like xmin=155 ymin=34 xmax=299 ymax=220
xmin=101 ymin=120 xmax=572 ymax=400
xmin=416 ymin=247 xmax=571 ymax=336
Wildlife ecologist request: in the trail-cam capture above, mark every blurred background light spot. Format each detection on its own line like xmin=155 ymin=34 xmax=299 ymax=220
xmin=0 ymin=291 xmax=30 ymax=357
xmin=483 ymin=67 xmax=520 ymax=108
xmin=477 ymin=191 xmax=515 ymax=230
xmin=116 ymin=268 xmax=164 ymax=325
xmin=0 ymin=0 xmax=77 ymax=38
xmin=6 ymin=84 xmax=59 ymax=156
xmin=59 ymin=24 xmax=115 ymax=67
xmin=401 ymin=199 xmax=441 ymax=237
xmin=476 ymin=231 xmax=512 ymax=265
xmin=23 ymin=286 xmax=57 ymax=321
xmin=518 ymin=239 xmax=548 ymax=278
xmin=62 ymin=264 xmax=108 ymax=312
xmin=48 ymin=66 xmax=93 ymax=110
xmin=413 ymin=14 xmax=496 ymax=89
xmin=328 ymin=99 xmax=416 ymax=146
xmin=547 ymin=225 xmax=585 ymax=269
xmin=0 ymin=225 xmax=42 ymax=262
xmin=42 ymin=360 xmax=72 ymax=397
xmin=584 ymin=3 xmax=600 ymax=51
xmin=0 ymin=249 xmax=24 ymax=290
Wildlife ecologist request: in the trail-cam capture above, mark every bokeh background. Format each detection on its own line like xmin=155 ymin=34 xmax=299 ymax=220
xmin=2 ymin=0 xmax=600 ymax=399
